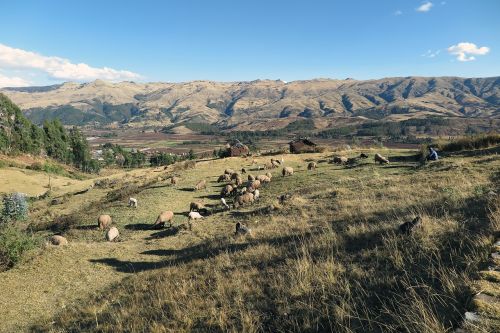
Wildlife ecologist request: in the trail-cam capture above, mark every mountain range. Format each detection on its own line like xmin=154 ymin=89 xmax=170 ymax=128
xmin=1 ymin=76 xmax=499 ymax=130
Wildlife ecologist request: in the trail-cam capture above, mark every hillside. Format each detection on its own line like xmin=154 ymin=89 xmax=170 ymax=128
xmin=1 ymin=77 xmax=499 ymax=129
xmin=0 ymin=144 xmax=499 ymax=332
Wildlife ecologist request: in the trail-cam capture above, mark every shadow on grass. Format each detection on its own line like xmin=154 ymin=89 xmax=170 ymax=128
xmin=145 ymin=226 xmax=182 ymax=240
xmin=124 ymin=223 xmax=153 ymax=231
xmin=74 ymin=224 xmax=97 ymax=230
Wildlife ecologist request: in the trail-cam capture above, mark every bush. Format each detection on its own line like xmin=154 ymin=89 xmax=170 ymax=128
xmin=438 ymin=134 xmax=500 ymax=152
xmin=1 ymin=193 xmax=29 ymax=223
xmin=0 ymin=225 xmax=39 ymax=271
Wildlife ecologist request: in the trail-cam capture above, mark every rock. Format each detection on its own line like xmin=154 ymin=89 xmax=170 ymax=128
xmin=50 ymin=235 xmax=68 ymax=246
xmin=106 ymin=227 xmax=119 ymax=242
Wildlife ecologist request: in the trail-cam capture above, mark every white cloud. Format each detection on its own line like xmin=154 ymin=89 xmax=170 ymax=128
xmin=0 ymin=72 xmax=31 ymax=87
xmin=421 ymin=49 xmax=441 ymax=58
xmin=416 ymin=2 xmax=433 ymax=12
xmin=447 ymin=42 xmax=490 ymax=62
xmin=0 ymin=43 xmax=142 ymax=82
xmin=394 ymin=10 xmax=403 ymax=16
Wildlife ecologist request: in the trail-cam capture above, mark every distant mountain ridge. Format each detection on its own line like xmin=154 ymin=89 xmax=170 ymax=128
xmin=1 ymin=76 xmax=499 ymax=130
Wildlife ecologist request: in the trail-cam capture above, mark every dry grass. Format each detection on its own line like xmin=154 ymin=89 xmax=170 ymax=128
xmin=0 ymin=148 xmax=499 ymax=332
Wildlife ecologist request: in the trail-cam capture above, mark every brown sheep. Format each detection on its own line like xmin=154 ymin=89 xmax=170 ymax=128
xmin=264 ymin=162 xmax=273 ymax=170
xmin=234 ymin=192 xmax=255 ymax=208
xmin=224 ymin=169 xmax=235 ymax=175
xmin=256 ymin=175 xmax=271 ymax=184
xmin=246 ymin=179 xmax=261 ymax=192
xmin=282 ymin=166 xmax=294 ymax=177
xmin=97 ymin=214 xmax=112 ymax=230
xmin=194 ymin=179 xmax=207 ymax=191
xmin=218 ymin=174 xmax=231 ymax=183
xmin=221 ymin=184 xmax=234 ymax=197
xmin=231 ymin=172 xmax=241 ymax=180
xmin=50 ymin=235 xmax=68 ymax=246
xmin=374 ymin=153 xmax=389 ymax=164
xmin=235 ymin=176 xmax=244 ymax=186
xmin=154 ymin=211 xmax=174 ymax=228
xmin=332 ymin=156 xmax=348 ymax=164
xmin=248 ymin=174 xmax=256 ymax=181
xmin=270 ymin=159 xmax=281 ymax=168
xmin=190 ymin=202 xmax=205 ymax=212
xmin=235 ymin=222 xmax=252 ymax=236
xmin=170 ymin=176 xmax=179 ymax=185
xmin=265 ymin=172 xmax=273 ymax=179
xmin=307 ymin=162 xmax=317 ymax=170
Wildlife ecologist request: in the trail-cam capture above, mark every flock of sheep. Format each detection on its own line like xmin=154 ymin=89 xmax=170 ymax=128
xmin=49 ymin=151 xmax=393 ymax=246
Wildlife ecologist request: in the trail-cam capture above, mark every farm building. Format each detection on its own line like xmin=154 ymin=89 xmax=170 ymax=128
xmin=289 ymin=138 xmax=317 ymax=154
xmin=227 ymin=140 xmax=250 ymax=157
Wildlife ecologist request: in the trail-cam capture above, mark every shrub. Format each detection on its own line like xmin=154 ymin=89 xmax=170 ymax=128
xmin=0 ymin=225 xmax=40 ymax=271
xmin=1 ymin=193 xmax=29 ymax=223
xmin=438 ymin=134 xmax=500 ymax=152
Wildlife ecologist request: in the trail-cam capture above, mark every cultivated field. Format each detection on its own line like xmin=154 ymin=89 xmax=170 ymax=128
xmin=0 ymin=146 xmax=499 ymax=332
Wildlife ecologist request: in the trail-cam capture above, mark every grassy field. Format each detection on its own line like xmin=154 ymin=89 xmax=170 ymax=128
xmin=0 ymin=146 xmax=499 ymax=332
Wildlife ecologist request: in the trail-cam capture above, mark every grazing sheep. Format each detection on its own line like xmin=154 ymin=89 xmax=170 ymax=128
xmin=235 ymin=222 xmax=252 ymax=236
xmin=307 ymin=162 xmax=317 ymax=170
xmin=50 ymin=235 xmax=68 ymax=246
xmin=234 ymin=192 xmax=255 ymax=208
xmin=224 ymin=169 xmax=235 ymax=175
xmin=195 ymin=179 xmax=207 ymax=191
xmin=246 ymin=179 xmax=261 ymax=192
xmin=221 ymin=197 xmax=230 ymax=210
xmin=265 ymin=172 xmax=272 ymax=179
xmin=271 ymin=159 xmax=281 ymax=168
xmin=128 ymin=197 xmax=138 ymax=208
xmin=97 ymin=214 xmax=112 ymax=230
xmin=235 ymin=176 xmax=244 ymax=186
xmin=231 ymin=172 xmax=241 ymax=180
xmin=264 ymin=162 xmax=273 ymax=170
xmin=217 ymin=174 xmax=231 ymax=183
xmin=374 ymin=153 xmax=389 ymax=164
xmin=106 ymin=227 xmax=119 ymax=242
xmin=221 ymin=184 xmax=234 ymax=197
xmin=248 ymin=174 xmax=256 ymax=181
xmin=278 ymin=193 xmax=292 ymax=204
xmin=256 ymin=175 xmax=271 ymax=184
xmin=332 ymin=156 xmax=348 ymax=164
xmin=360 ymin=153 xmax=369 ymax=159
xmin=188 ymin=211 xmax=203 ymax=220
xmin=252 ymin=159 xmax=258 ymax=165
xmin=254 ymin=189 xmax=260 ymax=200
xmin=282 ymin=166 xmax=294 ymax=177
xmin=241 ymin=168 xmax=247 ymax=174
xmin=171 ymin=176 xmax=179 ymax=185
xmin=154 ymin=211 xmax=174 ymax=228
xmin=399 ymin=216 xmax=422 ymax=235
xmin=190 ymin=201 xmax=205 ymax=212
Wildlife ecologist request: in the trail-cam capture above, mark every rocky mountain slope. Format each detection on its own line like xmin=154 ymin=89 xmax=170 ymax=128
xmin=1 ymin=76 xmax=498 ymax=129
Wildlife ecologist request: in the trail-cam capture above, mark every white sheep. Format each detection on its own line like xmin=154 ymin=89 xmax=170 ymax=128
xmin=254 ymin=189 xmax=260 ymax=200
xmin=221 ymin=197 xmax=230 ymax=210
xmin=188 ymin=211 xmax=203 ymax=220
xmin=128 ymin=197 xmax=138 ymax=208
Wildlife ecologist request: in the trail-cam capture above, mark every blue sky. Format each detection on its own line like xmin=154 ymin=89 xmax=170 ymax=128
xmin=0 ymin=0 xmax=498 ymax=86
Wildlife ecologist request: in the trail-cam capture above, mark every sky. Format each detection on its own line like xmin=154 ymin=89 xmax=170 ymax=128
xmin=0 ymin=0 xmax=498 ymax=87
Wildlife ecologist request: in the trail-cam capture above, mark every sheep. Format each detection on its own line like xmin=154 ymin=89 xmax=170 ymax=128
xmin=221 ymin=184 xmax=234 ymax=197
xmin=218 ymin=174 xmax=231 ymax=183
xmin=270 ymin=159 xmax=281 ymax=168
xmin=241 ymin=168 xmax=247 ymax=174
xmin=399 ymin=216 xmax=422 ymax=235
xmin=194 ymin=179 xmax=207 ymax=191
xmin=106 ymin=227 xmax=119 ymax=242
xmin=256 ymin=175 xmax=271 ymax=184
xmin=224 ymin=169 xmax=235 ymax=175
xmin=220 ymin=197 xmax=230 ymax=210
xmin=231 ymin=172 xmax=241 ymax=180
xmin=360 ymin=153 xmax=369 ymax=159
xmin=248 ymin=174 xmax=256 ymax=181
xmin=374 ymin=153 xmax=389 ymax=164
xmin=97 ymin=214 xmax=112 ymax=230
xmin=187 ymin=211 xmax=204 ymax=230
xmin=234 ymin=192 xmax=254 ymax=208
xmin=235 ymin=176 xmax=244 ymax=186
xmin=235 ymin=222 xmax=252 ymax=236
xmin=282 ymin=166 xmax=294 ymax=177
xmin=265 ymin=172 xmax=273 ymax=179
xmin=171 ymin=176 xmax=179 ymax=185
xmin=128 ymin=197 xmax=138 ymax=208
xmin=254 ymin=189 xmax=260 ymax=200
xmin=251 ymin=159 xmax=258 ymax=165
xmin=154 ymin=211 xmax=174 ymax=228
xmin=332 ymin=156 xmax=348 ymax=164
xmin=50 ymin=235 xmax=68 ymax=246
xmin=190 ymin=201 xmax=205 ymax=212
xmin=307 ymin=162 xmax=317 ymax=170
xmin=246 ymin=179 xmax=261 ymax=192
xmin=264 ymin=162 xmax=273 ymax=170
xmin=278 ymin=193 xmax=292 ymax=204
